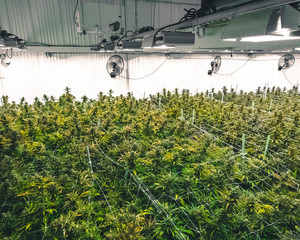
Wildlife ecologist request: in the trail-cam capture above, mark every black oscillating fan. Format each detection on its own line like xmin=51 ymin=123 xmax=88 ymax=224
xmin=208 ymin=56 xmax=222 ymax=75
xmin=278 ymin=54 xmax=295 ymax=71
xmin=106 ymin=55 xmax=124 ymax=78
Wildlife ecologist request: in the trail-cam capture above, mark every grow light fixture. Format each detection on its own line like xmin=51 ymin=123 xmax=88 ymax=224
xmin=103 ymin=43 xmax=115 ymax=51
xmin=222 ymin=5 xmax=300 ymax=43
xmin=142 ymin=31 xmax=195 ymax=49
xmin=122 ymin=40 xmax=143 ymax=49
xmin=241 ymin=35 xmax=300 ymax=42
xmin=0 ymin=30 xmax=26 ymax=49
xmin=223 ymin=38 xmax=236 ymax=42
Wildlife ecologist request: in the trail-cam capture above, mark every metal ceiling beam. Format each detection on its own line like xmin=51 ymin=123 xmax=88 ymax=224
xmin=139 ymin=0 xmax=201 ymax=6
xmin=123 ymin=0 xmax=300 ymax=41
xmin=27 ymin=46 xmax=93 ymax=53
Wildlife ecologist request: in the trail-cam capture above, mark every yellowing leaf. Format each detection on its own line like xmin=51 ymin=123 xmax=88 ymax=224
xmin=25 ymin=224 xmax=31 ymax=231
xmin=163 ymin=152 xmax=174 ymax=162
xmin=46 ymin=209 xmax=57 ymax=214
xmin=255 ymin=204 xmax=274 ymax=214
xmin=180 ymin=198 xmax=185 ymax=206
xmin=272 ymin=172 xmax=281 ymax=180
xmin=17 ymin=192 xmax=31 ymax=197
xmin=174 ymin=144 xmax=185 ymax=151
xmin=187 ymin=147 xmax=196 ymax=152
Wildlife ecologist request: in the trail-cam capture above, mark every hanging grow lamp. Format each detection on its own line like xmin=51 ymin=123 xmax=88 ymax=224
xmin=222 ymin=5 xmax=300 ymax=43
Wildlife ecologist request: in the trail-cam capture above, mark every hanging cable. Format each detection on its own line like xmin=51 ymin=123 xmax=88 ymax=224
xmin=215 ymin=56 xmax=252 ymax=76
xmin=116 ymin=30 xmax=135 ymax=47
xmin=73 ymin=0 xmax=80 ymax=27
xmin=120 ymin=56 xmax=168 ymax=80
xmin=5 ymin=48 xmax=12 ymax=59
xmin=179 ymin=3 xmax=216 ymax=23
xmin=135 ymin=26 xmax=154 ymax=34
xmin=282 ymin=69 xmax=300 ymax=86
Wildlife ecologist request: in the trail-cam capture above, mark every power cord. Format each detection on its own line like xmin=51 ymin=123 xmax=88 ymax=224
xmin=135 ymin=26 xmax=154 ymax=34
xmin=117 ymin=30 xmax=135 ymax=47
xmin=282 ymin=69 xmax=300 ymax=86
xmin=73 ymin=0 xmax=80 ymax=27
xmin=90 ymin=39 xmax=107 ymax=51
xmin=5 ymin=48 xmax=13 ymax=59
xmin=215 ymin=56 xmax=252 ymax=76
xmin=179 ymin=3 xmax=216 ymax=23
xmin=120 ymin=56 xmax=169 ymax=80
xmin=152 ymin=3 xmax=217 ymax=47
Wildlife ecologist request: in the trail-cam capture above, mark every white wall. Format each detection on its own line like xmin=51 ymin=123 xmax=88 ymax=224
xmin=128 ymin=53 xmax=300 ymax=98
xmin=0 ymin=52 xmax=129 ymax=102
xmin=0 ymin=52 xmax=299 ymax=102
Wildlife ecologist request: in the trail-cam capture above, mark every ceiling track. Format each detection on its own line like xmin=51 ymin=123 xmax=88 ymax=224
xmin=123 ymin=0 xmax=300 ymax=41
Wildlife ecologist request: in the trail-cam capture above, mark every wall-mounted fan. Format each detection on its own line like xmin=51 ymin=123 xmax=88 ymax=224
xmin=0 ymin=54 xmax=10 ymax=67
xmin=278 ymin=54 xmax=295 ymax=71
xmin=106 ymin=55 xmax=124 ymax=78
xmin=208 ymin=55 xmax=222 ymax=75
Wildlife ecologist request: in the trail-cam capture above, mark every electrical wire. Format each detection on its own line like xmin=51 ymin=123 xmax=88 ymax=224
xmin=73 ymin=0 xmax=80 ymax=27
xmin=116 ymin=30 xmax=135 ymax=47
xmin=150 ymin=2 xmax=217 ymax=45
xmin=215 ymin=56 xmax=252 ymax=76
xmin=179 ymin=4 xmax=216 ymax=23
xmin=282 ymin=69 xmax=300 ymax=86
xmin=152 ymin=22 xmax=183 ymax=48
xmin=25 ymin=42 xmax=95 ymax=48
xmin=5 ymin=48 xmax=12 ymax=59
xmin=135 ymin=26 xmax=154 ymax=34
xmin=120 ymin=57 xmax=168 ymax=80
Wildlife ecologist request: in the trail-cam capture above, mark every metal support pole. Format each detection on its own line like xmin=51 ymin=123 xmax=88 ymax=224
xmin=264 ymin=135 xmax=271 ymax=157
xmin=86 ymin=146 xmax=93 ymax=205
xmin=242 ymin=134 xmax=245 ymax=157
xmin=158 ymin=96 xmax=161 ymax=108
xmin=192 ymin=109 xmax=195 ymax=124
xmin=87 ymin=146 xmax=93 ymax=173
xmin=268 ymin=100 xmax=272 ymax=113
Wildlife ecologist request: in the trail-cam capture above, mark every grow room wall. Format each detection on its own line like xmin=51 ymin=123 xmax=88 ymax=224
xmin=0 ymin=52 xmax=299 ymax=102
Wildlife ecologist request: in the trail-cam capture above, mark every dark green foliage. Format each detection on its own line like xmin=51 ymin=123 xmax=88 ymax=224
xmin=0 ymin=87 xmax=299 ymax=239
